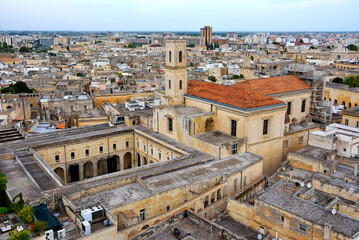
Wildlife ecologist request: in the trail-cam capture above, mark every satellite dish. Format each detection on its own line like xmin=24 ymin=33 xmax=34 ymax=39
xmin=257 ymin=234 xmax=262 ymax=239
xmin=300 ymin=182 xmax=305 ymax=187
xmin=331 ymin=209 xmax=337 ymax=215
xmin=307 ymin=183 xmax=312 ymax=188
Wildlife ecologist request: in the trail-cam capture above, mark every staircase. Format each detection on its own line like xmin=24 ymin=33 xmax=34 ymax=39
xmin=0 ymin=127 xmax=24 ymax=143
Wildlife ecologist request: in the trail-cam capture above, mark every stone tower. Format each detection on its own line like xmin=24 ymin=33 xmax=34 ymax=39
xmin=162 ymin=40 xmax=187 ymax=106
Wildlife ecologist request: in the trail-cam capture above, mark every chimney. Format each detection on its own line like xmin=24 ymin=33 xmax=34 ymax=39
xmin=354 ymin=161 xmax=358 ymax=178
xmin=289 ymin=168 xmax=293 ymax=182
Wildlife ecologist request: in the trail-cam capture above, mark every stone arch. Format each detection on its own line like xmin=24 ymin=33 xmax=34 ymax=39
xmin=97 ymin=159 xmax=107 ymax=176
xmin=211 ymin=191 xmax=216 ymax=203
xmin=54 ymin=167 xmax=65 ymax=182
xmin=83 ymin=161 xmax=93 ymax=179
xmin=124 ymin=152 xmax=132 ymax=170
xmin=217 ymin=188 xmax=221 ymax=200
xmin=143 ymin=156 xmax=147 ymax=166
xmin=349 ymin=102 xmax=352 ymax=108
xmin=204 ymin=195 xmax=209 ymax=208
xmin=179 ymin=51 xmax=183 ymax=63
xmin=141 ymin=225 xmax=149 ymax=230
xmin=107 ymin=155 xmax=118 ymax=173
xmin=68 ymin=164 xmax=79 ymax=182
xmin=6 ymin=106 xmax=12 ymax=109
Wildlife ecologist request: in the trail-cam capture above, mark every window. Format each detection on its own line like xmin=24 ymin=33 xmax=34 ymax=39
xmin=343 ymin=148 xmax=347 ymax=152
xmin=280 ymin=215 xmax=284 ymax=222
xmin=287 ymin=102 xmax=292 ymax=115
xmin=144 ymin=145 xmax=146 ymax=151
xmin=169 ymin=80 xmax=171 ymax=89
xmin=99 ymin=146 xmax=103 ymax=153
xmin=113 ymin=144 xmax=117 ymax=150
xmin=159 ymin=153 xmax=162 ymax=160
xmin=84 ymin=105 xmax=87 ymax=111
xmin=85 ymin=149 xmax=89 ymax=156
xmin=283 ymin=140 xmax=288 ymax=148
xmin=299 ymin=224 xmax=307 ymax=232
xmin=140 ymin=209 xmax=146 ymax=221
xmin=232 ymin=143 xmax=238 ymax=155
xmin=166 ymin=206 xmax=170 ymax=211
xmin=334 ymin=99 xmax=337 ymax=104
xmin=55 ymin=155 xmax=60 ymax=162
xmin=301 ymin=99 xmax=306 ymax=112
xmin=168 ymin=117 xmax=173 ymax=132
xmin=234 ymin=179 xmax=237 ymax=190
xmin=231 ymin=119 xmax=237 ymax=137
xmin=179 ymin=80 xmax=183 ymax=90
xmin=263 ymin=119 xmax=269 ymax=135
xmin=298 ymin=136 xmax=304 ymax=144
xmin=126 ymin=141 xmax=129 ymax=148
xmin=345 ymin=119 xmax=349 ymax=125
xmin=151 ymin=149 xmax=153 ymax=155
xmin=357 ymin=122 xmax=359 ymax=128
xmin=342 ymin=101 xmax=346 ymax=109
xmin=169 ymin=51 xmax=171 ymax=63
xmin=243 ymin=176 xmax=247 ymax=186
xmin=71 ymin=152 xmax=75 ymax=159
xmin=179 ymin=51 xmax=182 ymax=63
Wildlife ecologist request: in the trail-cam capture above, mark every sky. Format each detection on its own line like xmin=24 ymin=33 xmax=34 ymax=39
xmin=0 ymin=0 xmax=358 ymax=32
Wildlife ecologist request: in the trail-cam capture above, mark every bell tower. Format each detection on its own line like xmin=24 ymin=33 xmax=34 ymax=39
xmin=162 ymin=40 xmax=187 ymax=106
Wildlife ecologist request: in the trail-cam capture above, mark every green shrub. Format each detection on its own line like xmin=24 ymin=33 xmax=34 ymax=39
xmin=0 ymin=206 xmax=8 ymax=214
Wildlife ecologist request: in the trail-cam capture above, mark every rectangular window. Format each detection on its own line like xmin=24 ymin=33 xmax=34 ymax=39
xmin=298 ymin=136 xmax=304 ymax=144
xmin=301 ymin=99 xmax=306 ymax=112
xmin=159 ymin=153 xmax=162 ymax=160
xmin=126 ymin=141 xmax=129 ymax=148
xmin=280 ymin=216 xmax=284 ymax=222
xmin=71 ymin=152 xmax=75 ymax=159
xmin=85 ymin=149 xmax=89 ymax=156
xmin=232 ymin=143 xmax=238 ymax=155
xmin=151 ymin=149 xmax=153 ymax=155
xmin=345 ymin=119 xmax=349 ymax=126
xmin=55 ymin=155 xmax=60 ymax=162
xmin=166 ymin=206 xmax=170 ymax=211
xmin=243 ymin=176 xmax=247 ymax=186
xmin=99 ymin=146 xmax=103 ymax=153
xmin=168 ymin=117 xmax=173 ymax=132
xmin=113 ymin=143 xmax=117 ymax=150
xmin=234 ymin=178 xmax=237 ymax=191
xmin=357 ymin=122 xmax=359 ymax=128
xmin=140 ymin=209 xmax=145 ymax=221
xmin=231 ymin=119 xmax=237 ymax=137
xmin=263 ymin=119 xmax=269 ymax=135
xmin=287 ymin=102 xmax=292 ymax=115
xmin=299 ymin=224 xmax=307 ymax=232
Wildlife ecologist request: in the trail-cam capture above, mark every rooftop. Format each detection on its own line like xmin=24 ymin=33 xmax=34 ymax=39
xmin=257 ymin=181 xmax=359 ymax=237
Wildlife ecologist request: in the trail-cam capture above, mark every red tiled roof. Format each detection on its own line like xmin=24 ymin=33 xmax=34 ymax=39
xmin=56 ymin=123 xmax=65 ymax=129
xmin=231 ymin=75 xmax=311 ymax=95
xmin=187 ymin=75 xmax=310 ymax=110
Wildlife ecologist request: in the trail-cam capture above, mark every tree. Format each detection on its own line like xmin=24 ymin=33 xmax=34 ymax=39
xmin=310 ymin=46 xmax=317 ymax=49
xmin=346 ymin=44 xmax=358 ymax=51
xmin=76 ymin=72 xmax=85 ymax=78
xmin=272 ymin=41 xmax=280 ymax=45
xmin=250 ymin=56 xmax=254 ymax=61
xmin=0 ymin=173 xmax=7 ymax=191
xmin=30 ymin=220 xmax=48 ymax=236
xmin=19 ymin=46 xmax=30 ymax=53
xmin=18 ymin=206 xmax=34 ymax=224
xmin=344 ymin=75 xmax=359 ymax=88
xmin=299 ymin=39 xmax=304 ymax=43
xmin=0 ymin=82 xmax=34 ymax=94
xmin=208 ymin=75 xmax=217 ymax=82
xmin=186 ymin=44 xmax=195 ymax=48
xmin=331 ymin=77 xmax=343 ymax=84
xmin=190 ymin=62 xmax=194 ymax=67
xmin=239 ymin=74 xmax=245 ymax=78
xmin=48 ymin=52 xmax=56 ymax=56
xmin=8 ymin=229 xmax=30 ymax=240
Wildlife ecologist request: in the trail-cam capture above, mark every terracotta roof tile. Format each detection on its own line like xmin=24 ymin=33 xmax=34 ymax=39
xmin=187 ymin=75 xmax=310 ymax=110
xmin=231 ymin=75 xmax=311 ymax=95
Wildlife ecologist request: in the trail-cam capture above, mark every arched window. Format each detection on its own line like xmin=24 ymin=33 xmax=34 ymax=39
xmin=179 ymin=51 xmax=182 ymax=63
xmin=179 ymin=80 xmax=182 ymax=90
xmin=169 ymin=51 xmax=172 ymax=63
xmin=334 ymin=99 xmax=337 ymax=104
xmin=169 ymin=80 xmax=171 ymax=89
xmin=349 ymin=102 xmax=352 ymax=108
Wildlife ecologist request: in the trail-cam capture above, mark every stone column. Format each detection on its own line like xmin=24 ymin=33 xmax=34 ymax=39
xmin=79 ymin=164 xmax=84 ymax=181
xmin=354 ymin=161 xmax=358 ymax=178
xmin=93 ymin=161 xmax=98 ymax=177
xmin=120 ymin=157 xmax=124 ymax=171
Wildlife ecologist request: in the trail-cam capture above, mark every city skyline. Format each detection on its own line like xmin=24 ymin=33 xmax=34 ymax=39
xmin=1 ymin=0 xmax=358 ymax=32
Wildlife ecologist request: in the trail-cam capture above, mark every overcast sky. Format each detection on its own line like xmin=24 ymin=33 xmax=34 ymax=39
xmin=1 ymin=0 xmax=358 ymax=32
